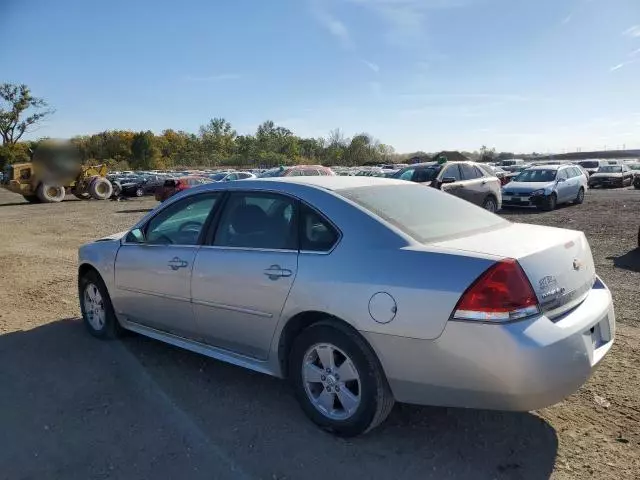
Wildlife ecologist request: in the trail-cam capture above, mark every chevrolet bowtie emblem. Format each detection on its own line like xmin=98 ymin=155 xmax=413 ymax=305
xmin=573 ymin=259 xmax=582 ymax=271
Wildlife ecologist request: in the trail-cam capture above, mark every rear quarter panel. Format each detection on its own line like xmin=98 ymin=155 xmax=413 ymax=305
xmin=279 ymin=245 xmax=496 ymax=341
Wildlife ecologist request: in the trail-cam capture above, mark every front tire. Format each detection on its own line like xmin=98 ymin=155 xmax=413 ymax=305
xmin=574 ymin=187 xmax=585 ymax=204
xmin=540 ymin=192 xmax=557 ymax=211
xmin=289 ymin=321 xmax=394 ymax=436
xmin=79 ymin=270 xmax=123 ymax=339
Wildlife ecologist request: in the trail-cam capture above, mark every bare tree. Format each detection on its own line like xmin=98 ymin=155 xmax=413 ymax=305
xmin=0 ymin=83 xmax=54 ymax=146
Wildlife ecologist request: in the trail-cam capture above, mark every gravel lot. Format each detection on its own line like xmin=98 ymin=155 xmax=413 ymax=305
xmin=0 ymin=186 xmax=638 ymax=480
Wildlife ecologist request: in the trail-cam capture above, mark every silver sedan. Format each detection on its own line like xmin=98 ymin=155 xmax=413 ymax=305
xmin=78 ymin=176 xmax=615 ymax=436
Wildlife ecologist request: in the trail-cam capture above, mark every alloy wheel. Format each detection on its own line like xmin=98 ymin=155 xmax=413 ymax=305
xmin=83 ymin=283 xmax=106 ymax=330
xmin=302 ymin=343 xmax=361 ymax=421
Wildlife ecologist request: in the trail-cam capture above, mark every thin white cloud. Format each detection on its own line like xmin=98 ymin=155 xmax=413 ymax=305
xmin=311 ymin=0 xmax=354 ymax=49
xmin=346 ymin=0 xmax=475 ymax=47
xmin=630 ymin=47 xmax=640 ymax=57
xmin=561 ymin=13 xmax=573 ymax=25
xmin=361 ymin=59 xmax=380 ymax=72
xmin=622 ymin=25 xmax=640 ymax=38
xmin=184 ymin=73 xmax=242 ymax=81
xmin=610 ymin=59 xmax=638 ymax=72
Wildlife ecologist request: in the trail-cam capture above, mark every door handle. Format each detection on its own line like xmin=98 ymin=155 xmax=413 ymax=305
xmin=263 ymin=265 xmax=292 ymax=280
xmin=168 ymin=257 xmax=189 ymax=270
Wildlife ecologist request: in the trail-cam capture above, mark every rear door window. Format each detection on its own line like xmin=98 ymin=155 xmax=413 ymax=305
xmin=213 ymin=192 xmax=297 ymax=250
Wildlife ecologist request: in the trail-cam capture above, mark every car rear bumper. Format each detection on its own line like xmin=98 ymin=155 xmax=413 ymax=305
xmin=363 ymin=278 xmax=615 ymax=411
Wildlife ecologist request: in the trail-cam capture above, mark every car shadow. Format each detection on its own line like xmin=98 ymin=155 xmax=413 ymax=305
xmin=607 ymin=248 xmax=640 ymax=273
xmin=0 ymin=319 xmax=558 ymax=480
xmin=500 ymin=202 xmax=573 ymax=216
xmin=116 ymin=208 xmax=153 ymax=214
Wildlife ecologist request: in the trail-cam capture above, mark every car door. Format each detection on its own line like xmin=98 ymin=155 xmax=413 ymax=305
xmin=113 ymin=192 xmax=221 ymax=337
xmin=191 ymin=191 xmax=299 ymax=359
xmin=439 ymin=163 xmax=467 ymax=200
xmin=458 ymin=163 xmax=487 ymax=206
xmin=555 ymin=168 xmax=572 ymax=202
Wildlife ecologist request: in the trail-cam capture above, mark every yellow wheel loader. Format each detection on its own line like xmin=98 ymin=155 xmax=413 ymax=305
xmin=1 ymin=141 xmax=113 ymax=203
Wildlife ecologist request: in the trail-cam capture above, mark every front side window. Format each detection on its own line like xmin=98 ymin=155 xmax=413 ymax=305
xmin=442 ymin=164 xmax=462 ymax=181
xmin=460 ymin=163 xmax=481 ymax=180
xmin=213 ymin=192 xmax=297 ymax=250
xmin=144 ymin=193 xmax=219 ymax=245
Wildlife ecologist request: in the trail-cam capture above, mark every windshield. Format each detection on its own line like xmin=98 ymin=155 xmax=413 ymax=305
xmin=598 ymin=166 xmax=622 ymax=173
xmin=579 ymin=161 xmax=600 ymax=169
xmin=338 ymin=184 xmax=506 ymax=243
xmin=513 ymin=169 xmax=557 ymax=182
xmin=628 ymin=164 xmax=640 ymax=170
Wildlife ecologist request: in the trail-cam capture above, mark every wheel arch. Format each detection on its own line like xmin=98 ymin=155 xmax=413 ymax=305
xmin=277 ymin=311 xmax=380 ymax=379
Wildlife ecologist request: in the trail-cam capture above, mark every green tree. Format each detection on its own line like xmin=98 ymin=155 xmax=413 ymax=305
xmin=131 ymin=131 xmax=160 ymax=169
xmin=0 ymin=83 xmax=54 ymax=146
xmin=199 ymin=118 xmax=236 ymax=162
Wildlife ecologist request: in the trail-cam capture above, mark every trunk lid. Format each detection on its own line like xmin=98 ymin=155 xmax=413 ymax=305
xmin=432 ymin=223 xmax=596 ymax=319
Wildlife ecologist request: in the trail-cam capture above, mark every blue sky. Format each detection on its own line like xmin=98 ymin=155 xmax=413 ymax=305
xmin=2 ymin=0 xmax=639 ymax=153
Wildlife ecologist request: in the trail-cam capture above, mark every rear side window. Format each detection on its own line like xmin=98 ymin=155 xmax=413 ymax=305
xmin=163 ymin=179 xmax=176 ymax=187
xmin=339 ymin=184 xmax=506 ymax=243
xmin=299 ymin=203 xmax=339 ymax=252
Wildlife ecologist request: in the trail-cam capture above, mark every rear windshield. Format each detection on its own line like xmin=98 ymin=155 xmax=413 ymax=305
xmin=338 ymin=184 xmax=506 ymax=243
xmin=598 ymin=166 xmax=622 ymax=173
xmin=163 ymin=179 xmax=176 ymax=187
xmin=578 ymin=161 xmax=599 ymax=169
xmin=513 ymin=169 xmax=557 ymax=182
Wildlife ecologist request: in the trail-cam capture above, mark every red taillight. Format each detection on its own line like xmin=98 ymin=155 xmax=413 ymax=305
xmin=453 ymin=259 xmax=539 ymax=322
xmin=176 ymin=180 xmax=186 ymax=190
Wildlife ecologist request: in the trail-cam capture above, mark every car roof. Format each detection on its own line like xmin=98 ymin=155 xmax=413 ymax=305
xmin=526 ymin=164 xmax=567 ymax=170
xmin=249 ymin=176 xmax=406 ymax=190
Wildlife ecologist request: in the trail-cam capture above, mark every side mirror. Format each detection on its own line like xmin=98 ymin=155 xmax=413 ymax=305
xmin=557 ymin=178 xmax=566 ymax=183
xmin=441 ymin=177 xmax=456 ymax=184
xmin=125 ymin=228 xmax=145 ymax=244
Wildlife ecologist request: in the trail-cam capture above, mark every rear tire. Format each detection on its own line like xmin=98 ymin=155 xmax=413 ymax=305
xmin=574 ymin=187 xmax=585 ymax=204
xmin=36 ymin=183 xmax=65 ymax=203
xmin=79 ymin=270 xmax=123 ymax=339
xmin=540 ymin=192 xmax=557 ymax=211
xmin=135 ymin=187 xmax=144 ymax=197
xmin=482 ymin=195 xmax=498 ymax=213
xmin=289 ymin=320 xmax=394 ymax=437
xmin=88 ymin=177 xmax=113 ymax=200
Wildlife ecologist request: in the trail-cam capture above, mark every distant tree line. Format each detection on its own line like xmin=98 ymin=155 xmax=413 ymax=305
xmin=0 ymin=82 xmax=525 ymax=171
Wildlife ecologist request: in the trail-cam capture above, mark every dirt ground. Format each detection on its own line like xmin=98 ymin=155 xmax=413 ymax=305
xmin=0 ymin=186 xmax=638 ymax=480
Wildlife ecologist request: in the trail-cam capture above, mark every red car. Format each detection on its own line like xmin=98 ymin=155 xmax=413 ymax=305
xmin=155 ymin=176 xmax=212 ymax=202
